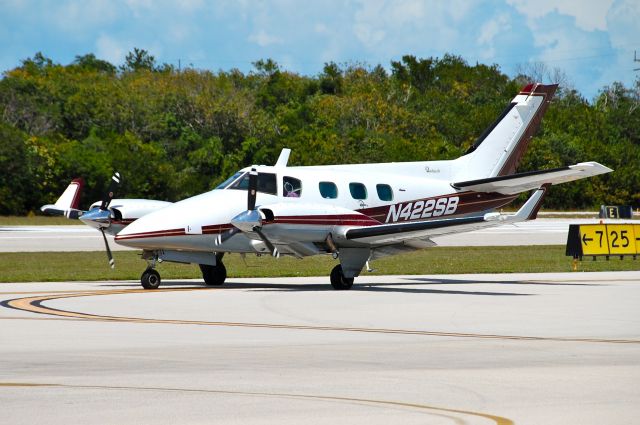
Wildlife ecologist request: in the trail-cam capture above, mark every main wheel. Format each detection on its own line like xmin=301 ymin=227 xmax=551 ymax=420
xmin=141 ymin=269 xmax=161 ymax=290
xmin=330 ymin=264 xmax=354 ymax=290
xmin=200 ymin=263 xmax=227 ymax=286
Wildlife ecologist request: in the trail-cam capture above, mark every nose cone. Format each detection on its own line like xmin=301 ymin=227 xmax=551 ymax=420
xmin=79 ymin=208 xmax=111 ymax=229
xmin=114 ymin=204 xmax=188 ymax=250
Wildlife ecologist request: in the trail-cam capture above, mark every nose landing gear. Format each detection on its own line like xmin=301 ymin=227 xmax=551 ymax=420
xmin=141 ymin=268 xmax=161 ymax=290
xmin=139 ymin=251 xmax=227 ymax=290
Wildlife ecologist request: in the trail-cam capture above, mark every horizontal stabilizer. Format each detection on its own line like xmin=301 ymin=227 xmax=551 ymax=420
xmin=451 ymin=162 xmax=612 ymax=195
xmin=40 ymin=206 xmax=83 ymax=219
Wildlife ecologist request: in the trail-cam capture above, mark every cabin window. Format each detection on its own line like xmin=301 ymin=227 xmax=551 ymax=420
xmin=229 ymin=172 xmax=277 ymax=195
xmin=349 ymin=182 xmax=367 ymax=200
xmin=319 ymin=182 xmax=338 ymax=199
xmin=376 ymin=184 xmax=393 ymax=201
xmin=283 ymin=176 xmax=302 ymax=198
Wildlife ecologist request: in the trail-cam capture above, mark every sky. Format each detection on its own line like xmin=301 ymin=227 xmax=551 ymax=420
xmin=1 ymin=0 xmax=638 ymax=100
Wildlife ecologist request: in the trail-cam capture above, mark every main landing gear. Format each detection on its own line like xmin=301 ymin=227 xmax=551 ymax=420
xmin=139 ymin=253 xmax=228 ymax=290
xmin=199 ymin=263 xmax=227 ymax=286
xmin=328 ymin=247 xmax=369 ymax=290
xmin=330 ymin=264 xmax=354 ymax=290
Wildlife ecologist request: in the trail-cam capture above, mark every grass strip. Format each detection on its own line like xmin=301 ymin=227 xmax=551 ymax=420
xmin=0 ymin=246 xmax=637 ymax=283
xmin=0 ymin=216 xmax=78 ymax=225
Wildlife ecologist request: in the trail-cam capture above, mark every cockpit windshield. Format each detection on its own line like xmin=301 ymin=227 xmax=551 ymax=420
xmin=215 ymin=171 xmax=245 ymax=190
xmin=215 ymin=170 xmax=278 ymax=196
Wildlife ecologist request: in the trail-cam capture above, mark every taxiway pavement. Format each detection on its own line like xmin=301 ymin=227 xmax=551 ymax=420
xmin=0 ymin=219 xmax=620 ymax=252
xmin=1 ymin=271 xmax=639 ymax=424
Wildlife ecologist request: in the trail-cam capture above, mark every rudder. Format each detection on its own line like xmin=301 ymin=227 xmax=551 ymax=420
xmin=454 ymin=84 xmax=557 ymax=181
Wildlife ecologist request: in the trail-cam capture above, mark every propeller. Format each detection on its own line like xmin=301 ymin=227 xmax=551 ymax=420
xmin=95 ymin=171 xmax=121 ymax=268
xmin=214 ymin=226 xmax=240 ymax=246
xmin=247 ymin=168 xmax=258 ymax=210
xmin=214 ymin=167 xmax=279 ymax=257
xmin=253 ymin=227 xmax=279 ymax=258
xmin=100 ymin=172 xmax=121 ymax=211
xmin=214 ymin=168 xmax=259 ymax=246
xmin=100 ymin=228 xmax=115 ymax=269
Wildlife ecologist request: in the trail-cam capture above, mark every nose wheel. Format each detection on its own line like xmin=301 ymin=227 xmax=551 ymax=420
xmin=141 ymin=268 xmax=161 ymax=290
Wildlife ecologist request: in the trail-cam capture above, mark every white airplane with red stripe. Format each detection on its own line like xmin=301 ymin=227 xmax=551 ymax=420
xmin=44 ymin=83 xmax=612 ymax=290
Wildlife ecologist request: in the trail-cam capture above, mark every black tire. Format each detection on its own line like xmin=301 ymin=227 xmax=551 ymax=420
xmin=141 ymin=269 xmax=161 ymax=290
xmin=200 ymin=263 xmax=227 ymax=286
xmin=330 ymin=264 xmax=354 ymax=290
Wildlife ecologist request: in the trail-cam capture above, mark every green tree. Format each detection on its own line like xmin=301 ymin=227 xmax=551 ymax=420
xmin=121 ymin=48 xmax=157 ymax=72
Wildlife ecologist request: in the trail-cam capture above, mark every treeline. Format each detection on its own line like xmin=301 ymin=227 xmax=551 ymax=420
xmin=1 ymin=49 xmax=638 ymax=214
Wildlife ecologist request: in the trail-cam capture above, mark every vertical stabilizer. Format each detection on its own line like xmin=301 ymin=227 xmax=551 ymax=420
xmin=55 ymin=178 xmax=84 ymax=210
xmin=454 ymin=84 xmax=557 ymax=181
xmin=40 ymin=178 xmax=84 ymax=218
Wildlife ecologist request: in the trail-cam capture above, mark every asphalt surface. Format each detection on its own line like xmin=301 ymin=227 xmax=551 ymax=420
xmin=0 ymin=219 xmax=617 ymax=252
xmin=1 ymin=272 xmax=639 ymax=424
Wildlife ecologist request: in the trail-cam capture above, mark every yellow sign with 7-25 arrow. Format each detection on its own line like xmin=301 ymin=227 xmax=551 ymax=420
xmin=579 ymin=224 xmax=610 ymax=255
xmin=572 ymin=224 xmax=639 ymax=257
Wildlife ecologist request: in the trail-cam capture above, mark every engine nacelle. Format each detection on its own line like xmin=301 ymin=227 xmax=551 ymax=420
xmin=88 ymin=199 xmax=172 ymax=222
xmin=259 ymin=202 xmax=377 ymax=226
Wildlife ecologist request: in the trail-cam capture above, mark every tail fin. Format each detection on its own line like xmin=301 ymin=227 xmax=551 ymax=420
xmin=454 ymin=83 xmax=557 ymax=181
xmin=40 ymin=178 xmax=84 ymax=218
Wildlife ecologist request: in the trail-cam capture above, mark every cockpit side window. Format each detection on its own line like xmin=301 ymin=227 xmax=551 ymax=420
xmin=283 ymin=176 xmax=302 ymax=198
xmin=228 ymin=172 xmax=277 ymax=195
xmin=257 ymin=173 xmax=277 ymax=195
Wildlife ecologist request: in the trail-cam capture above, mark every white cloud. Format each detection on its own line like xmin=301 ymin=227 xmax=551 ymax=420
xmin=592 ymin=0 xmax=640 ymax=93
xmin=606 ymin=0 xmax=640 ymax=47
xmin=95 ymin=34 xmax=125 ymax=64
xmin=507 ymin=0 xmax=614 ymax=31
xmin=351 ymin=0 xmax=471 ymax=53
xmin=479 ymin=13 xmax=510 ymax=45
xmin=168 ymin=23 xmax=192 ymax=43
xmin=478 ymin=13 xmax=511 ymax=59
xmin=52 ymin=0 xmax=119 ymax=33
xmin=124 ymin=0 xmax=153 ymax=14
xmin=248 ymin=29 xmax=282 ymax=47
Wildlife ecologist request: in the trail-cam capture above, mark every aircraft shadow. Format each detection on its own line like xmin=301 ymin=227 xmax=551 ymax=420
xmin=403 ymin=277 xmax=601 ymax=287
xmin=100 ymin=279 xmax=532 ymax=296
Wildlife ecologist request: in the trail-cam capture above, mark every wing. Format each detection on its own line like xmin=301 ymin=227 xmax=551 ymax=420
xmin=451 ymin=162 xmax=612 ymax=195
xmin=342 ymin=186 xmax=548 ymax=246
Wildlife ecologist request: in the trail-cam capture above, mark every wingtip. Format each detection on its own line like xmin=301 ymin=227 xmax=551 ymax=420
xmin=571 ymin=162 xmax=614 ymax=175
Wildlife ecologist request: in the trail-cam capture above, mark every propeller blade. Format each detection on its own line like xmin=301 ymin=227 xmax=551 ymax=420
xmin=100 ymin=171 xmax=121 ymax=211
xmin=214 ymin=227 xmax=240 ymax=246
xmin=253 ymin=227 xmax=279 ymax=258
xmin=100 ymin=228 xmax=115 ymax=269
xmin=247 ymin=168 xmax=258 ymax=211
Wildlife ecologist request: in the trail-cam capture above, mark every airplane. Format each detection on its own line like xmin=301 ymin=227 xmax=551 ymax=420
xmin=43 ymin=83 xmax=612 ymax=290
xmin=41 ymin=173 xmax=171 ymax=267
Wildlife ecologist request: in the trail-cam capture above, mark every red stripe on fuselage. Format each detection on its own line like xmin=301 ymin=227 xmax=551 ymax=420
xmin=360 ymin=191 xmax=517 ymax=223
xmin=114 ymin=191 xmax=518 ymax=242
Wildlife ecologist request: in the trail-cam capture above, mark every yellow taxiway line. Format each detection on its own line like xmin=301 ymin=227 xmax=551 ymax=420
xmin=2 ymin=288 xmax=639 ymax=344
xmin=0 ymin=381 xmax=514 ymax=425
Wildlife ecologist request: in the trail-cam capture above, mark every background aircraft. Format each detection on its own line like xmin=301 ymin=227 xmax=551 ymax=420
xmin=44 ymin=83 xmax=611 ymax=289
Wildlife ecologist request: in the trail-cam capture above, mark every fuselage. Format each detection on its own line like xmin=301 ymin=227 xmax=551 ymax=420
xmin=114 ymin=159 xmax=516 ymax=255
